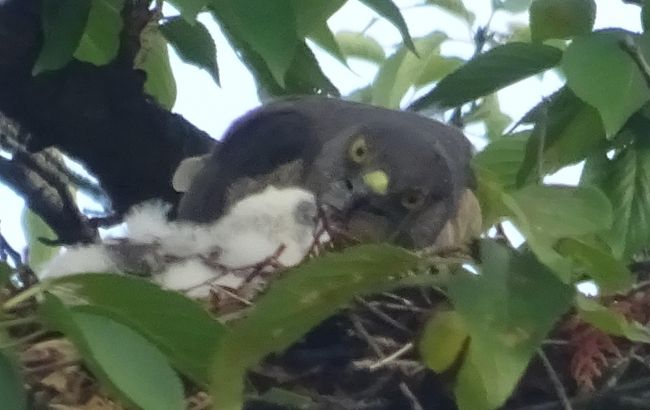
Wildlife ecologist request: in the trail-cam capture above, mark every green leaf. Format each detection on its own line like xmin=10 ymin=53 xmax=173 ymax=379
xmin=587 ymin=140 xmax=650 ymax=258
xmin=21 ymin=209 xmax=59 ymax=270
xmin=336 ymin=31 xmax=386 ymax=64
xmin=160 ymin=16 xmax=220 ymax=85
xmin=0 ymin=262 xmax=12 ymax=288
xmin=39 ymin=294 xmax=185 ymax=410
xmin=308 ymin=24 xmax=348 ymax=65
xmin=425 ymin=0 xmax=475 ymax=23
xmin=284 ymin=41 xmax=340 ymax=96
xmin=211 ymin=244 xmax=421 ymax=410
xmin=509 ymin=185 xmax=612 ymax=238
xmin=33 ymin=0 xmax=92 ymax=74
xmin=562 ymin=30 xmax=650 ymax=137
xmin=517 ymin=87 xmax=606 ymax=184
xmin=372 ymin=32 xmax=448 ymax=108
xmin=419 ymin=310 xmax=469 ymax=373
xmin=502 ymin=184 xmax=612 ymax=280
xmin=134 ymin=24 xmax=177 ymax=109
xmin=530 ymin=0 xmax=596 ymax=42
xmin=463 ymin=95 xmax=512 ymax=140
xmin=292 ymin=0 xmax=347 ymax=64
xmin=643 ymin=1 xmax=650 ymax=32
xmin=449 ymin=240 xmax=574 ymax=410
xmin=74 ymin=0 xmax=125 ymax=66
xmin=47 ymin=274 xmax=226 ymax=384
xmin=473 ymin=132 xmax=529 ymax=189
xmin=0 ymin=350 xmax=27 ymax=410
xmin=409 ymin=42 xmax=562 ymax=110
xmin=211 ymin=0 xmax=298 ymax=86
xmin=414 ymin=55 xmax=464 ymax=87
xmin=556 ymin=237 xmax=632 ymax=293
xmin=165 ymin=0 xmax=209 ymax=22
xmin=358 ymin=0 xmax=417 ymax=55
xmin=577 ymin=295 xmax=650 ymax=343
xmin=291 ymin=0 xmax=345 ymax=36
xmin=254 ymin=387 xmax=316 ymax=409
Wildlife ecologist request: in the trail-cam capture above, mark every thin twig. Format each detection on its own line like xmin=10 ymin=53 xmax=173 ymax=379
xmin=350 ymin=313 xmax=383 ymax=357
xmin=538 ymin=348 xmax=573 ymax=410
xmin=399 ymin=381 xmax=424 ymax=410
xmin=369 ymin=342 xmax=414 ymax=371
xmin=355 ymin=297 xmax=413 ymax=335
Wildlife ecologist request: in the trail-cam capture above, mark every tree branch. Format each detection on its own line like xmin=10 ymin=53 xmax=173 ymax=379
xmin=0 ymin=0 xmax=216 ymax=243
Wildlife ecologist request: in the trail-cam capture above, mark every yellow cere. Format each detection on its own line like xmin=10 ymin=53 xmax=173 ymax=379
xmin=362 ymin=170 xmax=389 ymax=195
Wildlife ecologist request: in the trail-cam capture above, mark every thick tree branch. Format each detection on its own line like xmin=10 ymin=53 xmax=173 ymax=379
xmin=0 ymin=0 xmax=216 ymax=243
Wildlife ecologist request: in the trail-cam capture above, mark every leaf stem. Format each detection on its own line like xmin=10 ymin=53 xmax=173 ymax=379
xmin=2 ymin=283 xmax=44 ymax=310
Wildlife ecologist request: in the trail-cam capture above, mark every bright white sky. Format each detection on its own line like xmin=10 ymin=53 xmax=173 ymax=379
xmin=0 ymin=0 xmax=643 ymax=252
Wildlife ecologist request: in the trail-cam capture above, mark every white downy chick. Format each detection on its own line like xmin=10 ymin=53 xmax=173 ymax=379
xmin=155 ymin=186 xmax=318 ymax=296
xmin=211 ymin=185 xmax=317 ymax=267
xmin=41 ymin=186 xmax=318 ymax=297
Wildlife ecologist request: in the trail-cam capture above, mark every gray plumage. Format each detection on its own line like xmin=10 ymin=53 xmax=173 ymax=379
xmin=177 ymin=96 xmax=474 ymax=249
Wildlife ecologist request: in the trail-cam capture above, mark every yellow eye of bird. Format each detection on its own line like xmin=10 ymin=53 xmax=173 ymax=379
xmin=401 ymin=190 xmax=426 ymax=210
xmin=349 ymin=137 xmax=369 ymax=163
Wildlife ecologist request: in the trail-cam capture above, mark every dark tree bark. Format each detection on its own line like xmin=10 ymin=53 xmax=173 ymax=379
xmin=0 ymin=0 xmax=215 ymax=243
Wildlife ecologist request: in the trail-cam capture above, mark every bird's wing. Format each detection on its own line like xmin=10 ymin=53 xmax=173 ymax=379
xmin=177 ymin=104 xmax=322 ymax=222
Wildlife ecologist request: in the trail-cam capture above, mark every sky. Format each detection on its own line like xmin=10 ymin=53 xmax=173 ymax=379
xmin=0 ymin=0 xmax=644 ymax=254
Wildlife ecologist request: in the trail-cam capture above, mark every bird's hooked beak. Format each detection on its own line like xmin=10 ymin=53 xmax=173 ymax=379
xmin=320 ymin=170 xmax=390 ymax=213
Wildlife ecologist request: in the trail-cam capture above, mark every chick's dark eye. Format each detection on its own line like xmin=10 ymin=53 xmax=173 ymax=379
xmin=401 ymin=190 xmax=425 ymax=210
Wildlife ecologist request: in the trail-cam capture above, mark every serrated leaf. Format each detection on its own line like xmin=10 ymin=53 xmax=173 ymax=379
xmin=517 ymin=87 xmax=606 ymax=184
xmin=39 ymin=295 xmax=185 ymax=410
xmin=211 ymin=244 xmax=421 ymax=410
xmin=556 ymin=237 xmax=632 ymax=293
xmin=134 ymin=24 xmax=177 ymax=109
xmin=22 ymin=209 xmax=59 ymax=270
xmin=372 ymin=32 xmax=448 ymax=108
xmin=562 ymin=30 xmax=650 ymax=138
xmin=74 ymin=0 xmax=125 ymax=66
xmin=530 ymin=0 xmax=596 ymax=42
xmin=0 ymin=350 xmax=27 ymax=410
xmin=165 ymin=0 xmax=208 ymax=22
xmin=587 ymin=140 xmax=650 ymax=258
xmin=336 ymin=31 xmax=386 ymax=64
xmin=33 ymin=0 xmax=92 ymax=74
xmin=358 ymin=0 xmax=416 ymax=54
xmin=450 ymin=240 xmax=574 ymax=410
xmin=419 ymin=310 xmax=469 ymax=373
xmin=46 ymin=274 xmax=226 ymax=384
xmin=409 ymin=42 xmax=562 ymax=110
xmin=211 ymin=0 xmax=298 ymax=86
xmin=160 ymin=16 xmax=220 ymax=85
xmin=577 ymin=295 xmax=650 ymax=343
xmin=425 ymin=0 xmax=475 ymax=23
